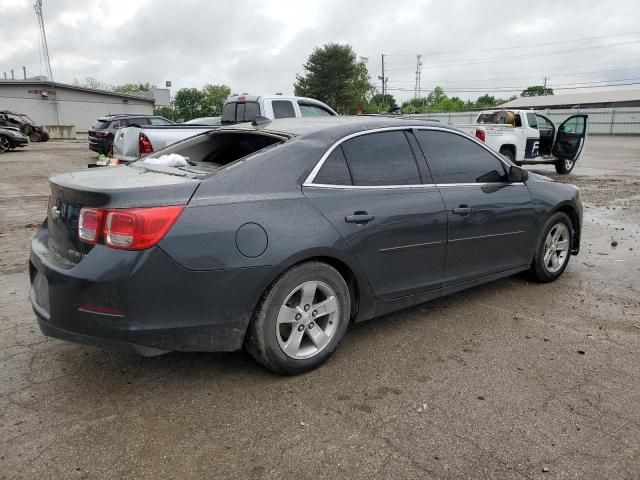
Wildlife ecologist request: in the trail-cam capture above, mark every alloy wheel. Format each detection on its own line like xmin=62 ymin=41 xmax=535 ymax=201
xmin=543 ymin=223 xmax=570 ymax=273
xmin=0 ymin=137 xmax=9 ymax=153
xmin=276 ymin=280 xmax=340 ymax=359
xmin=564 ymin=159 xmax=574 ymax=171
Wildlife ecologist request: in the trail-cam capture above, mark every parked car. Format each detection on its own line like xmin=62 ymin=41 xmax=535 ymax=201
xmin=0 ymin=110 xmax=49 ymax=142
xmin=0 ymin=126 xmax=29 ymax=153
xmin=222 ymin=94 xmax=338 ymax=123
xmin=30 ymin=117 xmax=582 ymax=374
xmin=183 ymin=116 xmax=222 ymax=125
xmin=88 ymin=114 xmax=173 ymax=155
xmin=112 ymin=95 xmax=337 ymax=163
xmin=458 ymin=110 xmax=588 ymax=174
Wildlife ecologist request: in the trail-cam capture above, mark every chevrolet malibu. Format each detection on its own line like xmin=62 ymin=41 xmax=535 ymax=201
xmin=30 ymin=117 xmax=582 ymax=375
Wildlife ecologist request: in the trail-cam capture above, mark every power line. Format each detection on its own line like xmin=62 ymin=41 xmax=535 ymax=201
xmin=385 ymin=65 xmax=640 ymax=84
xmin=383 ymin=31 xmax=640 ymax=57
xmin=420 ymin=40 xmax=640 ymax=67
xmin=385 ymin=81 xmax=640 ymax=94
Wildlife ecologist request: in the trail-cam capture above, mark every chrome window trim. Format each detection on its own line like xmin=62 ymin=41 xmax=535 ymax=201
xmin=303 ymin=125 xmax=514 ymax=188
xmin=304 ymin=182 xmax=525 ymax=191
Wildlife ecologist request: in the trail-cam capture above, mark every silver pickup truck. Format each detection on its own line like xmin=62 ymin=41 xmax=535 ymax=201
xmin=112 ymin=94 xmax=337 ymax=163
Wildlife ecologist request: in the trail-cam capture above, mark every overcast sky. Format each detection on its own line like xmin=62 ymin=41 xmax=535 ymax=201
xmin=1 ymin=0 xmax=639 ymax=102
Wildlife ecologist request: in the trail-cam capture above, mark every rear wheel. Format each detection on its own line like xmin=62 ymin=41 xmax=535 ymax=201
xmin=29 ymin=132 xmax=42 ymax=142
xmin=554 ymin=158 xmax=575 ymax=174
xmin=499 ymin=147 xmax=515 ymax=163
xmin=0 ymin=136 xmax=10 ymax=153
xmin=245 ymin=262 xmax=351 ymax=375
xmin=529 ymin=212 xmax=573 ymax=282
xmin=41 ymin=131 xmax=50 ymax=142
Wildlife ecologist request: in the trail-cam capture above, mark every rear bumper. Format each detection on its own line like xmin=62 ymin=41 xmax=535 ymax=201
xmin=34 ymin=303 xmax=169 ymax=356
xmin=29 ymin=227 xmax=271 ymax=354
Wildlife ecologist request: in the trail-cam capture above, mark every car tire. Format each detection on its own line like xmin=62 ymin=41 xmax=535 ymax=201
xmin=499 ymin=147 xmax=515 ymax=163
xmin=29 ymin=132 xmax=42 ymax=142
xmin=0 ymin=136 xmax=10 ymax=153
xmin=529 ymin=212 xmax=573 ymax=283
xmin=554 ymin=158 xmax=576 ymax=174
xmin=245 ymin=261 xmax=351 ymax=375
xmin=41 ymin=132 xmax=50 ymax=142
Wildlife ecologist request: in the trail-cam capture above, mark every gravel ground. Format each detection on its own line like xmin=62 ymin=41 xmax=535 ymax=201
xmin=1 ymin=136 xmax=639 ymax=479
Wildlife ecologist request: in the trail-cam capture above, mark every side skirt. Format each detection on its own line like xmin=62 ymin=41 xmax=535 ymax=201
xmin=357 ymin=265 xmax=530 ymax=322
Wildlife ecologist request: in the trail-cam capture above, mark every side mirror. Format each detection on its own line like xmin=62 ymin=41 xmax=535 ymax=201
xmin=509 ymin=165 xmax=528 ymax=183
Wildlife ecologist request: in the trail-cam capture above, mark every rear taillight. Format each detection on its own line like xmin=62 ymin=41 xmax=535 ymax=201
xmin=78 ymin=206 xmax=184 ymax=250
xmin=475 ymin=129 xmax=486 ymax=142
xmin=139 ymin=132 xmax=153 ymax=155
xmin=96 ymin=131 xmax=110 ymax=138
xmin=78 ymin=208 xmax=103 ymax=244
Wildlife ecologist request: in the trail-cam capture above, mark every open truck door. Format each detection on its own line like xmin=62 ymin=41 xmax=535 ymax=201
xmin=552 ymin=115 xmax=588 ymax=174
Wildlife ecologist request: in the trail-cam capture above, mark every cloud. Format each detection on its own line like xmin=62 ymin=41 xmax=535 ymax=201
xmin=1 ymin=0 xmax=639 ymax=103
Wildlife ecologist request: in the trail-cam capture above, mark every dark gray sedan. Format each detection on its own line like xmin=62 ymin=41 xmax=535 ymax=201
xmin=29 ymin=117 xmax=582 ymax=374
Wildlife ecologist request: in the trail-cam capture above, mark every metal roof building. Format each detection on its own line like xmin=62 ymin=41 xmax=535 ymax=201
xmin=500 ymin=89 xmax=640 ymax=109
xmin=0 ymin=80 xmax=161 ymax=134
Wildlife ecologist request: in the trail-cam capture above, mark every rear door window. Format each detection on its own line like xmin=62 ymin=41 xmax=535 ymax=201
xmin=340 ymin=131 xmax=422 ymax=186
xmin=416 ymin=130 xmax=507 ymax=184
xmin=526 ymin=113 xmax=538 ymax=129
xmin=272 ymin=100 xmax=296 ymax=119
xmin=149 ymin=117 xmax=172 ymax=125
xmin=313 ymin=147 xmax=352 ymax=185
xmin=299 ymin=103 xmax=333 ymax=117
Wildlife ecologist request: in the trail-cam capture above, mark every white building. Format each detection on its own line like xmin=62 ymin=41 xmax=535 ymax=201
xmin=0 ymin=80 xmax=166 ymax=134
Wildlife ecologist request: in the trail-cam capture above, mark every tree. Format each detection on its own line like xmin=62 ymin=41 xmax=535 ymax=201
xmin=113 ymin=82 xmax=153 ymax=94
xmin=201 ymin=84 xmax=231 ymax=116
xmin=368 ymin=92 xmax=398 ymax=112
xmin=74 ymin=77 xmax=112 ymax=91
xmin=294 ymin=43 xmax=375 ymax=114
xmin=521 ymin=85 xmax=554 ymax=97
xmin=172 ymin=88 xmax=206 ymax=121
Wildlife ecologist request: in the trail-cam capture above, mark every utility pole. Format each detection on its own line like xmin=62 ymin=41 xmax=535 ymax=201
xmin=544 ymin=76 xmax=549 ymax=90
xmin=414 ymin=54 xmax=422 ymax=99
xmin=378 ymin=54 xmax=388 ymax=111
xmin=34 ymin=0 xmax=59 ymax=124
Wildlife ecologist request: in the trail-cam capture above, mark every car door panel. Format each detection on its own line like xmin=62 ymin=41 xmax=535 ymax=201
xmin=437 ymin=184 xmax=535 ymax=285
xmin=304 ymin=187 xmax=447 ymax=300
xmin=552 ymin=115 xmax=588 ymax=160
xmin=415 ymin=129 xmax=537 ymax=286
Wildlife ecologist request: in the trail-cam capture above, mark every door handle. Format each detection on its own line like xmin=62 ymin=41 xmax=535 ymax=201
xmin=345 ymin=212 xmax=375 ymax=224
xmin=452 ymin=206 xmax=472 ymax=215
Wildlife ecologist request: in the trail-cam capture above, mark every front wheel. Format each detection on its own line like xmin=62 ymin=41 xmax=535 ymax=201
xmin=529 ymin=212 xmax=573 ymax=282
xmin=555 ymin=158 xmax=576 ymax=174
xmin=245 ymin=262 xmax=351 ymax=375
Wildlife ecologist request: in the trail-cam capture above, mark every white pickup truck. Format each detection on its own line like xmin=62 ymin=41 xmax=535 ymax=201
xmin=458 ymin=110 xmax=588 ymax=174
xmin=112 ymin=94 xmax=337 ymax=163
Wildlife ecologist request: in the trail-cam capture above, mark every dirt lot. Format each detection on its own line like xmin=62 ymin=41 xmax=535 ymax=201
xmin=1 ymin=137 xmax=639 ymax=479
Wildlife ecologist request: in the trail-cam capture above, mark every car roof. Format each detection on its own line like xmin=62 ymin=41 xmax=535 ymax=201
xmin=218 ymin=115 xmax=458 ymax=141
xmin=97 ymin=114 xmax=160 ymax=120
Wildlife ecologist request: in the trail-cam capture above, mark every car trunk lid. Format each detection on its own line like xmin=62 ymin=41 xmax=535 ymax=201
xmin=46 ymin=165 xmax=200 ymax=264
